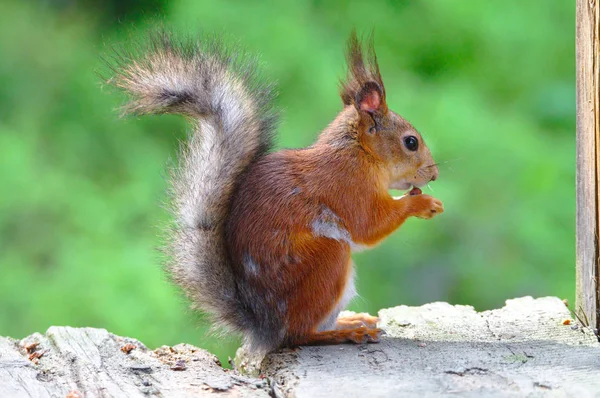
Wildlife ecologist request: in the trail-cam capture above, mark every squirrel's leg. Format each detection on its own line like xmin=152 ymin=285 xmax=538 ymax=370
xmin=284 ymin=239 xmax=351 ymax=337
xmin=284 ymin=240 xmax=383 ymax=346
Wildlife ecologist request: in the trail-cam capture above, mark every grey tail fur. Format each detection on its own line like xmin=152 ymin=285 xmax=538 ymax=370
xmin=104 ymin=32 xmax=278 ymax=344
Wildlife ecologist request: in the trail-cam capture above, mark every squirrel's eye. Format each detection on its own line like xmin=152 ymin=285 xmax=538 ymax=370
xmin=403 ymin=136 xmax=419 ymax=151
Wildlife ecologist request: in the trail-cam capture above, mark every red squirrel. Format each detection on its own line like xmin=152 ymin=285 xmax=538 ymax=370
xmin=107 ymin=31 xmax=443 ymax=353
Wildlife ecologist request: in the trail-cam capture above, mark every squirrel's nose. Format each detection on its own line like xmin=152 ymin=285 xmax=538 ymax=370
xmin=430 ymin=168 xmax=439 ymax=182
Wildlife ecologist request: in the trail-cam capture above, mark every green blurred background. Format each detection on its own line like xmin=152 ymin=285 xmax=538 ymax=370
xmin=0 ymin=0 xmax=575 ymax=362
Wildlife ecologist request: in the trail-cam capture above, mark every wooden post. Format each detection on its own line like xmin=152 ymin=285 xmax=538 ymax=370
xmin=576 ymin=0 xmax=599 ymax=331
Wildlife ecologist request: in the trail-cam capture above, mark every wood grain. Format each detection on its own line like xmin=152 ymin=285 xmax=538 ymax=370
xmin=263 ymin=297 xmax=600 ymax=397
xmin=576 ymin=0 xmax=600 ymax=331
xmin=2 ymin=298 xmax=598 ymax=397
xmin=0 ymin=327 xmax=269 ymax=398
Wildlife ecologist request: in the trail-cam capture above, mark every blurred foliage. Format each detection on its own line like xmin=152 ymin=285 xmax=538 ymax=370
xmin=0 ymin=0 xmax=575 ymax=363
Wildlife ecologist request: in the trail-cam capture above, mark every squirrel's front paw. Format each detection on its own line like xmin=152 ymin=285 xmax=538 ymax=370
xmin=409 ymin=194 xmax=444 ymax=219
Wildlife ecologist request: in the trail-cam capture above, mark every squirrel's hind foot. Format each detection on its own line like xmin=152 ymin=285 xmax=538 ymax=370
xmin=289 ymin=327 xmax=383 ymax=346
xmin=336 ymin=313 xmax=379 ymax=330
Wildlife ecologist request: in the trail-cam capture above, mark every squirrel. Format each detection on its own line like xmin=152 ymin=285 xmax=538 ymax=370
xmin=107 ymin=31 xmax=443 ymax=353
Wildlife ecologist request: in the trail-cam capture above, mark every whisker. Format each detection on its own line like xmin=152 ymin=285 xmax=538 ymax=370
xmin=438 ymin=158 xmax=463 ymax=164
xmin=425 ymin=158 xmax=463 ymax=168
xmin=423 ymin=158 xmax=462 ymax=174
xmin=427 ymin=183 xmax=434 ymax=192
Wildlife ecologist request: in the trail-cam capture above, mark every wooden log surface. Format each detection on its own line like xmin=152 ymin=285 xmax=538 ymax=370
xmin=263 ymin=297 xmax=600 ymax=397
xmin=1 ymin=297 xmax=599 ymax=398
xmin=0 ymin=327 xmax=268 ymax=398
xmin=576 ymin=0 xmax=600 ymax=331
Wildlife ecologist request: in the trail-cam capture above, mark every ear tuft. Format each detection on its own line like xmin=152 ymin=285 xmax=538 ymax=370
xmin=356 ymin=81 xmax=382 ymax=113
xmin=339 ymin=30 xmax=386 ymax=111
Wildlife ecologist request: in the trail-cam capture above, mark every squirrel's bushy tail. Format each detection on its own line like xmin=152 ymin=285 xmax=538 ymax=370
xmin=106 ymin=32 xmax=278 ymax=337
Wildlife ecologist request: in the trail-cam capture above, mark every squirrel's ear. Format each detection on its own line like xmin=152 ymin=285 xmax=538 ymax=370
xmin=356 ymin=81 xmax=383 ymax=114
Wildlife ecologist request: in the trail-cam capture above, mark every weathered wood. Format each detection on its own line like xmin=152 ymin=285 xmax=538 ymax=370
xmin=2 ymin=298 xmax=599 ymax=397
xmin=0 ymin=326 xmax=268 ymax=398
xmin=576 ymin=0 xmax=600 ymax=331
xmin=263 ymin=297 xmax=600 ymax=397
